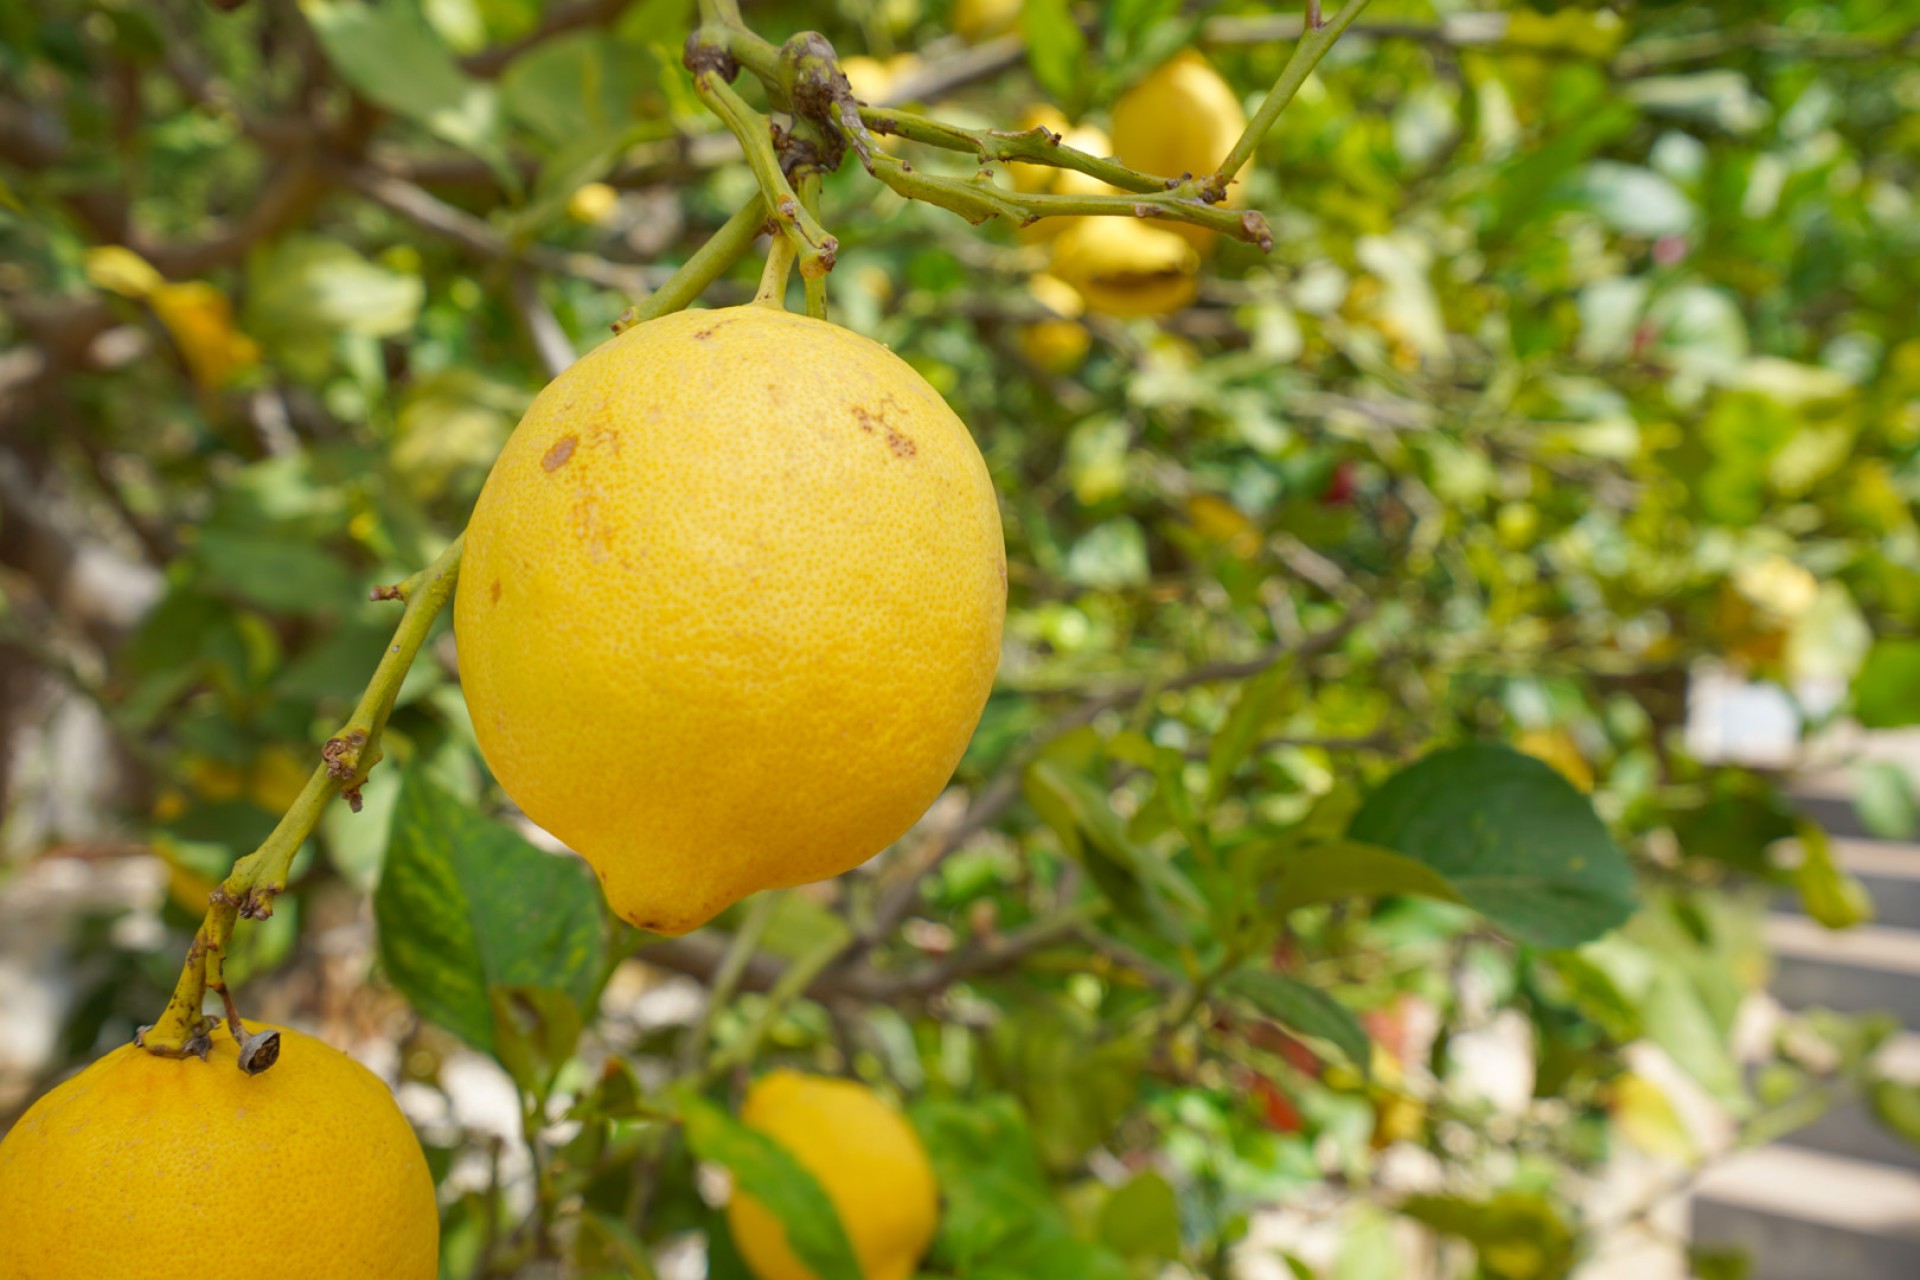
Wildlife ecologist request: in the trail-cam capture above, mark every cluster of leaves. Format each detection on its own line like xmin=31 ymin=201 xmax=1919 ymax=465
xmin=5 ymin=0 xmax=1920 ymax=1277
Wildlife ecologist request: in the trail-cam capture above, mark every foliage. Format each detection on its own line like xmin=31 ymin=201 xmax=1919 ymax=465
xmin=4 ymin=0 xmax=1920 ymax=1277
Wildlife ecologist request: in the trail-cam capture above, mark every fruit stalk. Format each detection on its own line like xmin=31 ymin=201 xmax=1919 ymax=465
xmin=689 ymin=68 xmax=839 ymax=280
xmin=140 ymin=536 xmax=464 ymax=1059
xmin=1207 ymin=0 xmax=1377 ymax=198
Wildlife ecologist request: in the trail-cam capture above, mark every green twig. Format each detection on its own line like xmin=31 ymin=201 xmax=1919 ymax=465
xmin=140 ymin=536 xmax=464 ymax=1058
xmin=708 ymin=930 xmax=854 ymax=1076
xmin=859 ymin=109 xmax=1165 ymax=194
xmin=1208 ymin=0 xmax=1377 ymax=196
xmin=679 ymin=891 xmax=785 ymax=1074
xmin=690 ymin=70 xmax=838 ymax=279
xmin=795 ymin=169 xmax=828 ymax=319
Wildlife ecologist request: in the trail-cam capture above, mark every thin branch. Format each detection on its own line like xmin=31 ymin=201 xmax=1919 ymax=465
xmin=858 ymin=109 xmax=1167 ymax=195
xmin=689 ymin=71 xmax=838 ymax=279
xmin=844 ymin=110 xmax=1271 ymax=246
xmin=1212 ymin=0 xmax=1377 ymax=192
xmin=342 ymin=166 xmax=664 ymax=294
xmin=509 ymin=268 xmax=576 ymax=378
xmin=139 ymin=537 xmax=464 ymax=1059
xmin=677 ymin=890 xmax=783 ymax=1073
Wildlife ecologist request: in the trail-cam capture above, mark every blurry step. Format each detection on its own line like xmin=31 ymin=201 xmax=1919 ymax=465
xmin=1766 ymin=914 xmax=1920 ymax=1025
xmin=1690 ymin=1145 xmax=1920 ymax=1280
xmin=1774 ymin=839 xmax=1920 ymax=932
xmin=1776 ymin=1034 xmax=1920 ymax=1174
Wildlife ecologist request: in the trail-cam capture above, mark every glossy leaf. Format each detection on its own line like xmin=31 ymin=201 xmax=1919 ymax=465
xmin=1221 ymin=969 xmax=1370 ymax=1076
xmin=680 ymin=1096 xmax=864 ymax=1280
xmin=1349 ymin=744 xmax=1635 ymax=948
xmin=374 ymin=772 xmax=603 ymax=1054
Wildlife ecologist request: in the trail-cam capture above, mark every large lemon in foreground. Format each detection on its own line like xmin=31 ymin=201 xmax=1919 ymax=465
xmin=0 ymin=1024 xmax=438 ymax=1280
xmin=456 ymin=305 xmax=1006 ymax=936
xmin=727 ymin=1070 xmax=940 ymax=1280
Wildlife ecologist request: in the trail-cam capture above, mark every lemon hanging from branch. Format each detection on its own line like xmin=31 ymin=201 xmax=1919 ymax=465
xmin=727 ymin=1070 xmax=940 ymax=1280
xmin=455 ymin=304 xmax=1006 ymax=936
xmin=0 ymin=1024 xmax=437 ymax=1280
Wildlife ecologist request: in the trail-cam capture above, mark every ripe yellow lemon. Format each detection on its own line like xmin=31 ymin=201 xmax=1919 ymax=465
xmin=951 ymin=0 xmax=1021 ymax=43
xmin=455 ymin=305 xmax=1006 ymax=936
xmin=1111 ymin=51 xmax=1249 ymax=249
xmin=727 ymin=1071 xmax=940 ymax=1280
xmin=1049 ymin=217 xmax=1201 ymax=317
xmin=0 ymin=1024 xmax=437 ymax=1280
xmin=1018 ymin=273 xmax=1092 ymax=374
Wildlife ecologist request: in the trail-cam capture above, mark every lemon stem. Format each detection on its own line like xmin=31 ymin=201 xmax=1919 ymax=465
xmin=1209 ymin=0 xmax=1376 ymax=196
xmin=140 ymin=536 xmax=465 ymax=1061
xmin=690 ymin=68 xmax=838 ymax=281
xmin=752 ymin=232 xmax=796 ymax=308
xmin=796 ymin=169 xmax=829 ymax=320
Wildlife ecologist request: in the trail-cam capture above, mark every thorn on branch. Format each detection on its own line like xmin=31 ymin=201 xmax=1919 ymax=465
xmin=370 ymin=582 xmax=406 ymax=602
xmin=1307 ymin=0 xmax=1325 ymax=30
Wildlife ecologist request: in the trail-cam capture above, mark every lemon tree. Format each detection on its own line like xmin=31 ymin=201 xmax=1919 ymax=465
xmin=4 ymin=1 xmax=1920 ymax=1278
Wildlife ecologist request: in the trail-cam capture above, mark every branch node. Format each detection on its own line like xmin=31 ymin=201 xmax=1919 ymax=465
xmin=683 ymin=29 xmax=739 ymax=81
xmin=321 ymin=729 xmax=367 ymax=781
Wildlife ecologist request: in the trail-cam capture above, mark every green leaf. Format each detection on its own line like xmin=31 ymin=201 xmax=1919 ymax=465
xmin=579 ymin=1212 xmax=662 ymax=1280
xmin=1668 ymin=776 xmax=1798 ymax=875
xmin=1098 ymin=1171 xmax=1182 ymax=1261
xmin=1855 ymin=762 xmax=1918 ymax=840
xmin=374 ymin=772 xmax=604 ymax=1053
xmin=1869 ymin=1078 xmax=1920 ymax=1151
xmin=1399 ymin=1192 xmax=1574 ymax=1280
xmin=1249 ymin=838 xmax=1465 ymax=917
xmin=1686 ymin=1244 xmax=1754 ymax=1280
xmin=1348 ymin=744 xmax=1635 ymax=948
xmin=1021 ymin=0 xmax=1088 ymax=116
xmin=1642 ymin=967 xmax=1747 ymax=1111
xmin=680 ymin=1096 xmax=864 ymax=1280
xmin=488 ymin=984 xmax=584 ymax=1098
xmin=245 ymin=236 xmax=426 ymax=382
xmin=1024 ymin=758 xmax=1203 ymax=935
xmin=301 ymin=0 xmax=515 ymax=185
xmin=193 ymin=529 xmax=362 ymax=616
xmin=1220 ymin=970 xmax=1370 ymax=1076
xmin=1791 ymin=821 xmax=1875 ymax=930
xmin=1854 ymin=640 xmax=1920 ymax=729
xmin=498 ymin=30 xmax=656 ymax=146
xmin=913 ymin=1096 xmax=1132 ymax=1280
xmin=1207 ymin=662 xmax=1292 ymax=804
xmin=985 ymin=999 xmax=1147 ymax=1172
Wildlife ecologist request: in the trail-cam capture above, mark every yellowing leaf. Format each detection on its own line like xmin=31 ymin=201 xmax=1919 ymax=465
xmin=1609 ymin=1073 xmax=1696 ymax=1161
xmin=150 ymin=281 xmax=261 ymax=389
xmin=1505 ymin=9 xmax=1626 ymax=59
xmin=1515 ymin=728 xmax=1595 ymax=794
xmin=85 ymin=245 xmax=165 ymax=299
